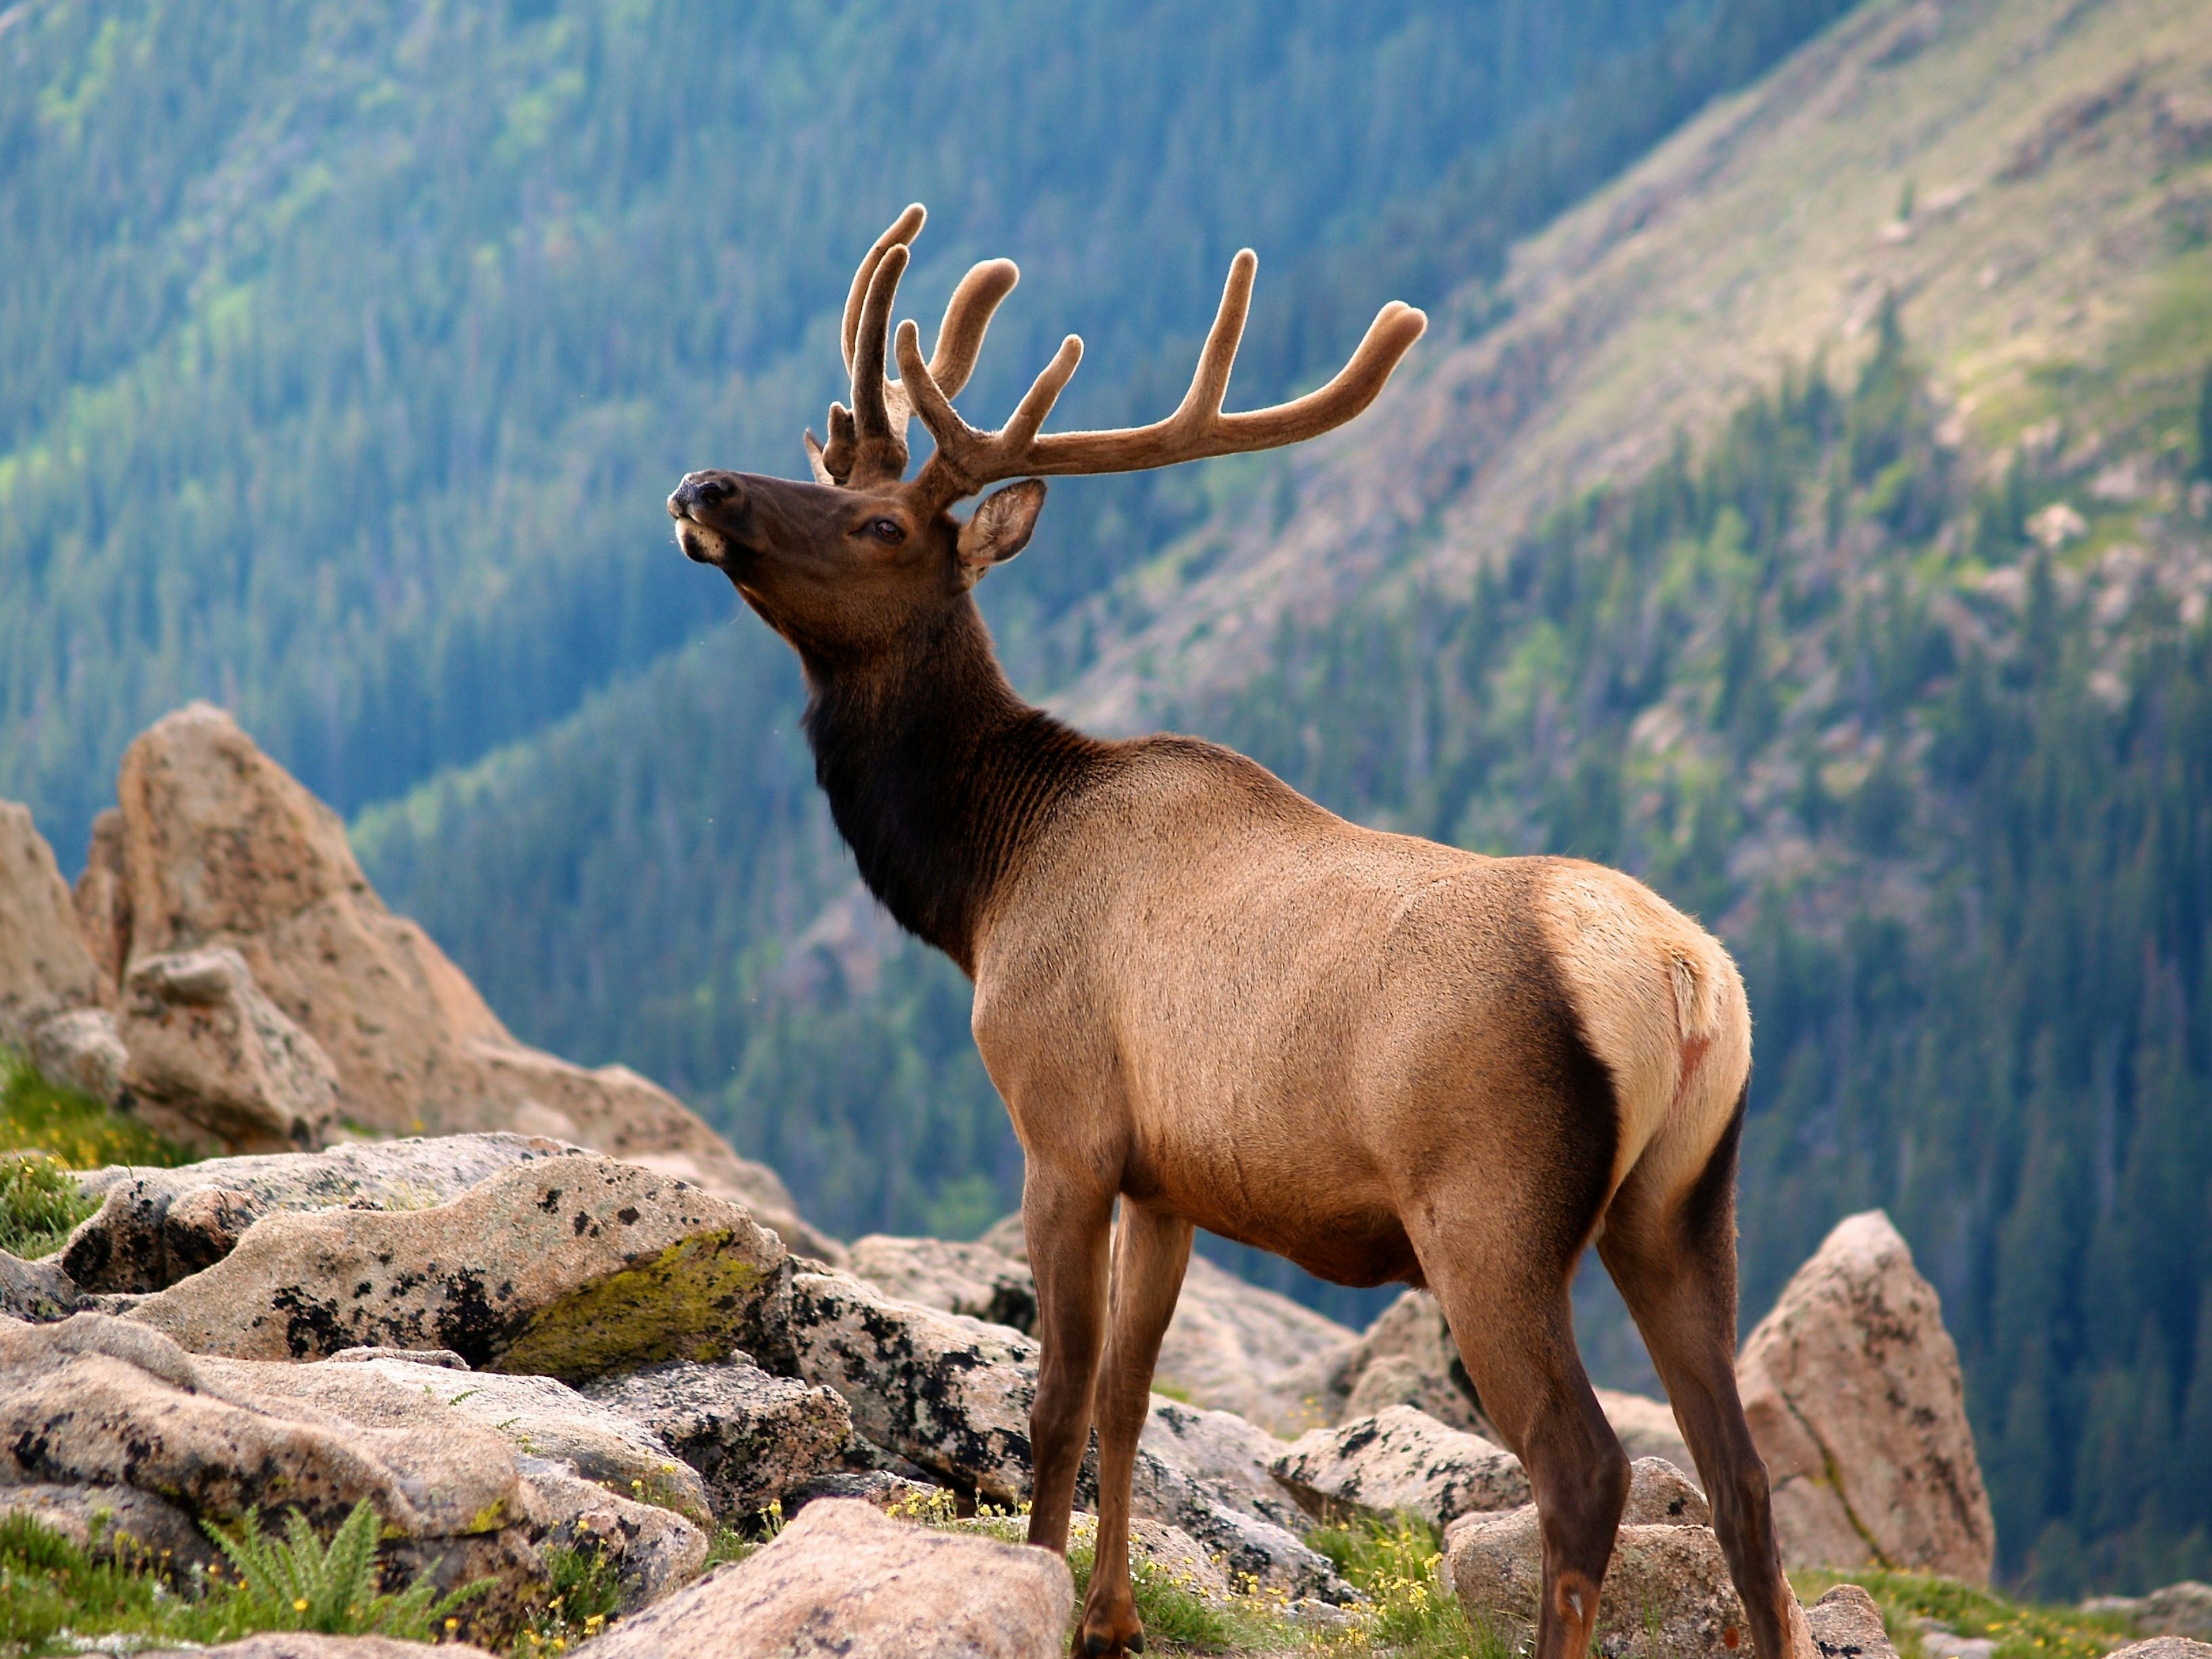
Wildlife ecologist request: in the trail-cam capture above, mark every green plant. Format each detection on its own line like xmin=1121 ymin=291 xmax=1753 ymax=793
xmin=1791 ymin=1570 xmax=2134 ymax=1659
xmin=0 ymin=1048 xmax=189 ymax=1171
xmin=204 ymin=1500 xmax=490 ymax=1640
xmin=509 ymin=1542 xmax=623 ymax=1655
xmin=0 ymin=1154 xmax=99 ymax=1259
xmin=1309 ymin=1513 xmax=1485 ymax=1658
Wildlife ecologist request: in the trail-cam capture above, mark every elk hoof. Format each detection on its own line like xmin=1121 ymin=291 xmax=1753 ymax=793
xmin=1075 ymin=1622 xmax=1145 ymax=1656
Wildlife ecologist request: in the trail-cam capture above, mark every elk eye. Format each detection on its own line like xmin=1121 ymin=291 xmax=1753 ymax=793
xmin=865 ymin=517 xmax=905 ymax=544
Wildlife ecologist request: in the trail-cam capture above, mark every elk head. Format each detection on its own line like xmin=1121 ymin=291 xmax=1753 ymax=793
xmin=668 ymin=203 xmax=1427 ymax=668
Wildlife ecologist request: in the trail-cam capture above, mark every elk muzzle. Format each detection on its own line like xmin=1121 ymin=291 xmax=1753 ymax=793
xmin=667 ymin=469 xmax=753 ymax=566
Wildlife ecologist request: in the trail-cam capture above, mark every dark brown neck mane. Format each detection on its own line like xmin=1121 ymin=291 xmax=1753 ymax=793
xmin=798 ymin=598 xmax=1108 ymax=974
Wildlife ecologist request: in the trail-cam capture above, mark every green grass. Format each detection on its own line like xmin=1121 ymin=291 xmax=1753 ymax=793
xmin=0 ymin=1501 xmax=491 ymax=1656
xmin=0 ymin=1048 xmax=188 ymax=1171
xmin=1793 ymin=1569 xmax=2139 ymax=1659
xmin=0 ymin=1156 xmax=99 ymax=1260
xmin=506 ymin=1542 xmax=623 ymax=1656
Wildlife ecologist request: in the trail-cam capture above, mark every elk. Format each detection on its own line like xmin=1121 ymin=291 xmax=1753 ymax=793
xmin=669 ymin=204 xmax=1805 ymax=1659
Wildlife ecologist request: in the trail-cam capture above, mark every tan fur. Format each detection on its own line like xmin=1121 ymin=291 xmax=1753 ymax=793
xmin=666 ymin=208 xmax=1807 ymax=1659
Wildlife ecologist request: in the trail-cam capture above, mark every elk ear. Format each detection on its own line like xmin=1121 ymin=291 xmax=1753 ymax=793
xmin=956 ymin=479 xmax=1047 ymax=576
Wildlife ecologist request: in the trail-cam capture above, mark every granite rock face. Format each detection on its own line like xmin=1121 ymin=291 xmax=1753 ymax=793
xmin=578 ymin=1498 xmax=1073 ymax=1659
xmin=115 ymin=946 xmax=340 ymax=1154
xmin=145 ymin=1639 xmax=498 ymax=1659
xmin=2104 ymin=1643 xmax=2212 ymax=1659
xmin=1255 ymin=1286 xmax=1490 ymax=1438
xmin=1806 ymin=1583 xmax=1902 ymax=1659
xmin=1738 ymin=1210 xmax=1995 ymax=1583
xmin=1599 ymin=1387 xmax=1695 ymax=1475
xmin=0 ymin=801 xmax=108 ymax=1047
xmin=0 ymin=1245 xmax=84 ymax=1321
xmin=847 ymin=1233 xmax=1040 ymax=1332
xmin=2082 ymin=1585 xmax=2212 ymax=1645
xmin=125 ymin=1155 xmax=786 ymax=1378
xmin=62 ymin=1133 xmax=582 ymax=1294
xmin=581 ymin=1357 xmax=853 ymax=1520
xmin=1268 ymin=1405 xmax=1533 ymax=1527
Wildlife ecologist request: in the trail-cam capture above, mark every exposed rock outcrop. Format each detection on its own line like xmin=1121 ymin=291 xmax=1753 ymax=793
xmin=147 ymin=1639 xmax=497 ymax=1659
xmin=1600 ymin=1386 xmax=1695 ymax=1474
xmin=2106 ymin=1643 xmax=2212 ymax=1659
xmin=0 ymin=801 xmax=108 ymax=1046
xmin=126 ymin=1154 xmax=786 ymax=1378
xmin=1255 ymin=1286 xmax=1490 ymax=1437
xmin=115 ymin=946 xmax=340 ymax=1154
xmin=847 ymin=1233 xmax=1039 ymax=1333
xmin=1268 ymin=1404 xmax=1531 ymax=1526
xmin=1738 ymin=1210 xmax=1995 ymax=1584
xmin=0 ymin=1245 xmax=84 ymax=1321
xmin=2084 ymin=1585 xmax=2212 ymax=1645
xmin=1806 ymin=1583 xmax=1903 ymax=1659
xmin=577 ymin=1498 xmax=1073 ymax=1659
xmin=581 ymin=1357 xmax=853 ymax=1520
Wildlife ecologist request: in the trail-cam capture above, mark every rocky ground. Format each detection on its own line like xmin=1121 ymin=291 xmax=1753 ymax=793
xmin=2 ymin=714 xmax=2209 ymax=1657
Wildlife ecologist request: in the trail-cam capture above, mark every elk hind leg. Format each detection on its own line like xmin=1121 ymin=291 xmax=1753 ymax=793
xmin=1598 ymin=1101 xmax=1804 ymax=1659
xmin=1425 ymin=1240 xmax=1629 ymax=1659
xmin=1076 ymin=1200 xmax=1194 ymax=1657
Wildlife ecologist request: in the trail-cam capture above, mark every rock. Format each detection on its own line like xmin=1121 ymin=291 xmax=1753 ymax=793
xmin=1255 ymin=1286 xmax=1489 ymax=1438
xmin=577 ymin=1498 xmax=1072 ymax=1659
xmin=126 ymin=1154 xmax=786 ymax=1378
xmin=0 ymin=1245 xmax=84 ymax=1320
xmin=781 ymin=1267 xmax=1351 ymax=1600
xmin=847 ymin=1233 xmax=1039 ymax=1333
xmin=222 ymin=1353 xmax=713 ymax=1518
xmin=2083 ymin=1585 xmax=2212 ymax=1644
xmin=1444 ymin=1464 xmax=1754 ymax=1659
xmin=580 ymin=1357 xmax=850 ymax=1521
xmin=969 ymin=1216 xmax=1358 ymax=1418
xmin=97 ymin=704 xmax=808 ymax=1233
xmin=62 ymin=1132 xmax=585 ymax=1293
xmin=0 ymin=801 xmax=107 ymax=1047
xmin=116 ymin=946 xmax=340 ymax=1154
xmin=24 ymin=1007 xmax=131 ymax=1106
xmin=1738 ymin=1211 xmax=1995 ymax=1584
xmin=1807 ymin=1583 xmax=1902 ymax=1659
xmin=0 ymin=1481 xmax=215 ymax=1570
xmin=2105 ymin=1643 xmax=2212 ymax=1659
xmin=73 ymin=806 xmax=130 ymax=986
xmin=1600 ymin=1387 xmax=1695 ymax=1475
xmin=0 ymin=1315 xmax=700 ymax=1639
xmin=1620 ymin=1456 xmax=1711 ymax=1526
xmin=146 ymin=1639 xmax=497 ymax=1659
xmin=786 ymin=1468 xmax=943 ymax=1514
xmin=1268 ymin=1404 xmax=1532 ymax=1527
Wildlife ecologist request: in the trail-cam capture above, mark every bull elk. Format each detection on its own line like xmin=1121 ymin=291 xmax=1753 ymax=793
xmin=669 ymin=204 xmax=1804 ymax=1659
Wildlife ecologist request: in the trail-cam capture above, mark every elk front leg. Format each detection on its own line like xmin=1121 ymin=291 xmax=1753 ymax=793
xmin=1078 ymin=1201 xmax=1194 ymax=1657
xmin=1024 ymin=1171 xmax=1115 ymax=1555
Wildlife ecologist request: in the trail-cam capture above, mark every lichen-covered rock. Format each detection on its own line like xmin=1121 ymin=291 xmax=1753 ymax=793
xmin=126 ymin=1155 xmax=785 ymax=1378
xmin=1269 ymin=1404 xmax=1532 ymax=1526
xmin=0 ymin=801 xmax=108 ymax=1047
xmin=847 ymin=1233 xmax=1039 ymax=1332
xmin=577 ymin=1498 xmax=1072 ymax=1659
xmin=1444 ymin=1465 xmax=1752 ymax=1659
xmin=2105 ymin=1643 xmax=2212 ymax=1659
xmin=116 ymin=946 xmax=340 ymax=1154
xmin=99 ymin=704 xmax=800 ymax=1226
xmin=2083 ymin=1585 xmax=2212 ymax=1644
xmin=1620 ymin=1457 xmax=1711 ymax=1526
xmin=0 ymin=1315 xmax=700 ymax=1641
xmin=1807 ymin=1583 xmax=1902 ymax=1659
xmin=214 ymin=1353 xmax=712 ymax=1518
xmin=1738 ymin=1211 xmax=1995 ymax=1584
xmin=0 ymin=1245 xmax=84 ymax=1321
xmin=581 ymin=1357 xmax=850 ymax=1520
xmin=62 ymin=1133 xmax=579 ymax=1294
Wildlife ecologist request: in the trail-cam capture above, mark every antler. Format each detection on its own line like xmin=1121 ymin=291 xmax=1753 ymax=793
xmin=810 ymin=204 xmax=1020 ymax=488
xmin=896 ymin=248 xmax=1427 ymax=506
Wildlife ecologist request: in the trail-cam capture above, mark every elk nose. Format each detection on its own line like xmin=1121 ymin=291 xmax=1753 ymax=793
xmin=668 ymin=471 xmax=744 ymax=518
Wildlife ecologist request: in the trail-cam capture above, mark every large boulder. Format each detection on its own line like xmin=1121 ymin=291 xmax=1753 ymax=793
xmin=0 ymin=1246 xmax=84 ymax=1321
xmin=92 ymin=704 xmax=829 ymax=1251
xmin=1806 ymin=1583 xmax=1902 ymax=1659
xmin=1268 ymin=1404 xmax=1532 ymax=1526
xmin=2105 ymin=1644 xmax=2212 ymax=1659
xmin=1444 ymin=1459 xmax=1799 ymax=1659
xmin=1738 ymin=1211 xmax=1995 ymax=1584
xmin=1253 ymin=1286 xmax=1490 ymax=1438
xmin=1599 ymin=1387 xmax=1695 ymax=1474
xmin=114 ymin=946 xmax=340 ymax=1154
xmin=0 ymin=1315 xmax=701 ymax=1639
xmin=2082 ymin=1585 xmax=2212 ymax=1644
xmin=0 ymin=801 xmax=108 ymax=1048
xmin=62 ymin=1133 xmax=584 ymax=1293
xmin=846 ymin=1234 xmax=1039 ymax=1333
xmin=577 ymin=1498 xmax=1072 ymax=1659
xmin=580 ymin=1357 xmax=852 ymax=1520
xmin=126 ymin=1154 xmax=786 ymax=1378
xmin=148 ymin=1640 xmax=497 ymax=1659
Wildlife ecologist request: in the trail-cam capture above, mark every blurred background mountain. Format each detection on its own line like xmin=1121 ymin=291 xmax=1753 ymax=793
xmin=6 ymin=0 xmax=2212 ymax=1594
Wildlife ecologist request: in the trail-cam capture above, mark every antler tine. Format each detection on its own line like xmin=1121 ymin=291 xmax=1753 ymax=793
xmin=842 ymin=204 xmax=926 ymax=374
xmin=878 ymin=258 xmax=1021 ymax=444
xmin=836 ymin=244 xmax=912 ymax=487
xmin=900 ymin=249 xmax=1426 ymax=501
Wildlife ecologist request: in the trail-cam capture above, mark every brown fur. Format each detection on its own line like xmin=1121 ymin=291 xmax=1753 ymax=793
xmin=665 ymin=210 xmax=1800 ymax=1659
